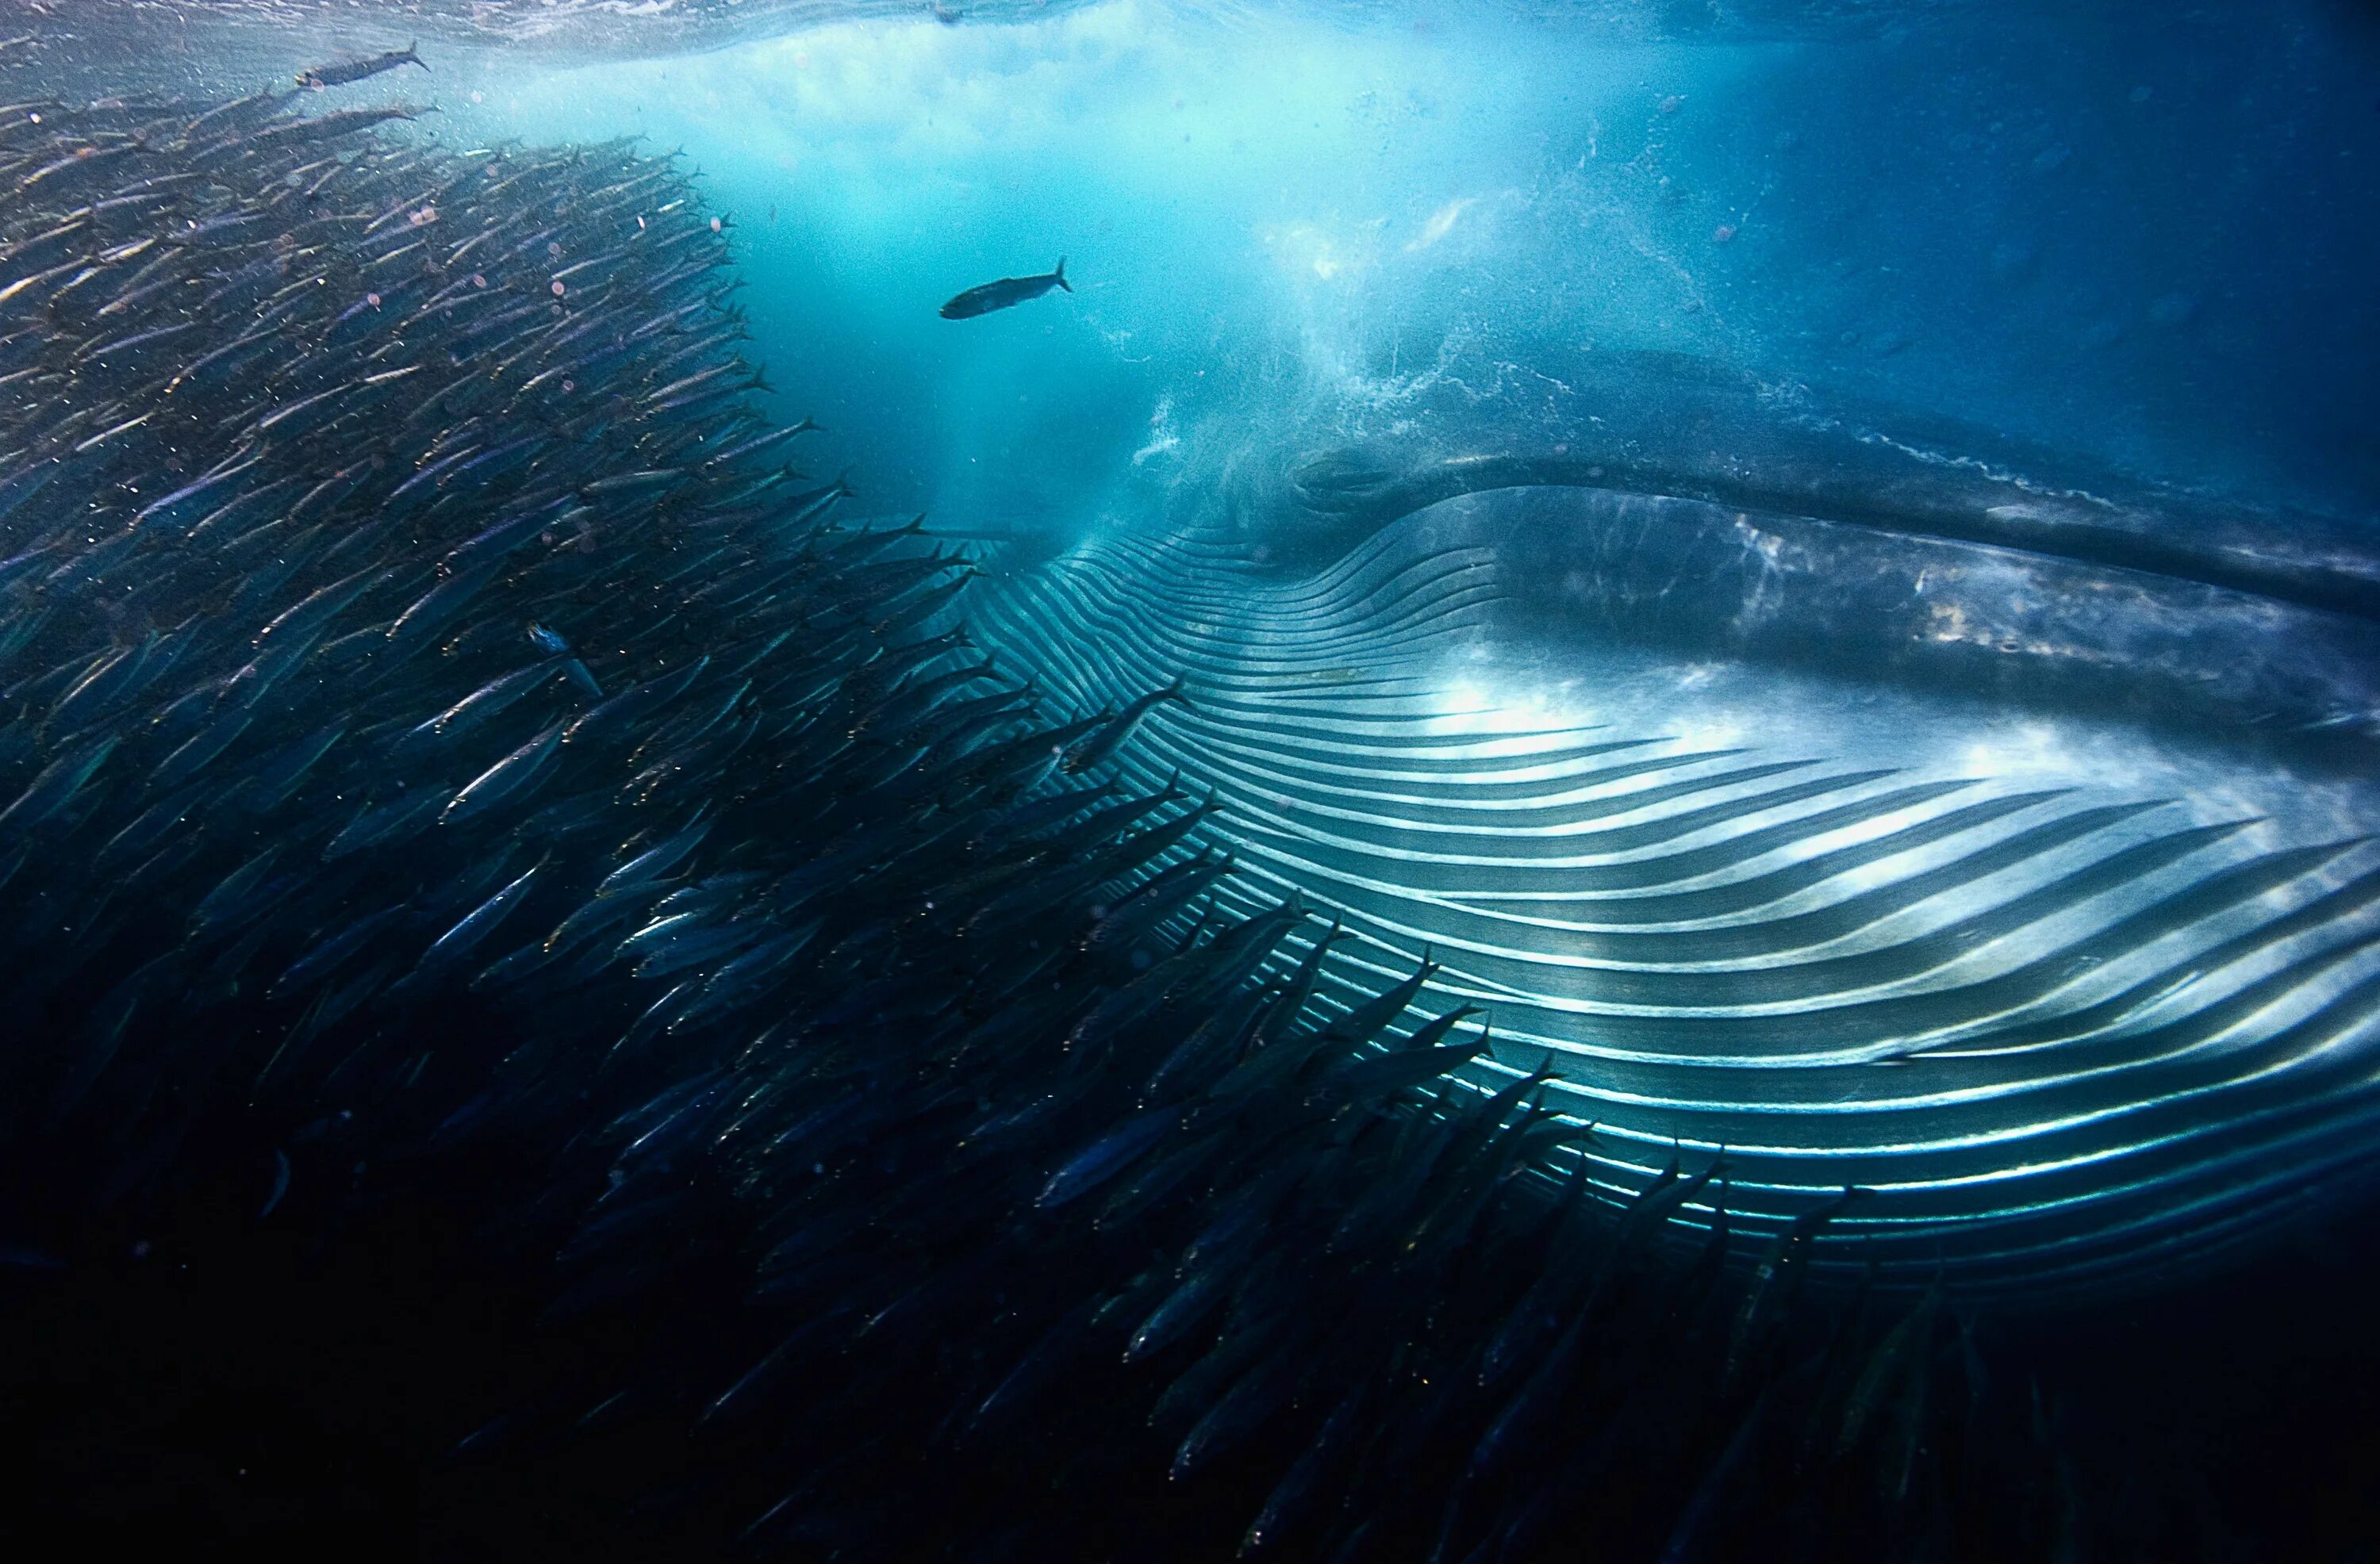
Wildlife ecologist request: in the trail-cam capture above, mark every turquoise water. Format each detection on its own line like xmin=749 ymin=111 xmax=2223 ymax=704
xmin=436 ymin=1 xmax=2380 ymax=530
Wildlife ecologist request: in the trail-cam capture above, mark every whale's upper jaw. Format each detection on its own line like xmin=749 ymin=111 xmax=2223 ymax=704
xmin=1242 ymin=358 xmax=2380 ymax=764
xmin=1264 ymin=474 xmax=2380 ymax=769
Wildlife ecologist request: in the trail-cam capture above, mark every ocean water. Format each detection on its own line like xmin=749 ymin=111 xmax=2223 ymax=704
xmin=435 ymin=1 xmax=2380 ymax=519
xmin=4 ymin=1 xmax=2378 ymax=1558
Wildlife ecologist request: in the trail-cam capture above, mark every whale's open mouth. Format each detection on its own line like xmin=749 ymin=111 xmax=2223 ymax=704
xmin=969 ymin=358 xmax=2380 ymax=1291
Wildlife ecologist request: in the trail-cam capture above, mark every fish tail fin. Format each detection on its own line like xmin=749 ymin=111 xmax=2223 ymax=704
xmin=408 ymin=41 xmax=427 ymax=69
xmin=1054 ymin=257 xmax=1071 ymax=293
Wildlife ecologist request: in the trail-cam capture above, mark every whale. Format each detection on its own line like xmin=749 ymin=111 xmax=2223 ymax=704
xmin=965 ymin=350 xmax=2380 ymax=1292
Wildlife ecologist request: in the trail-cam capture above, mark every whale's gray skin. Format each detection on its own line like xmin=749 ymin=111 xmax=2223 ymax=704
xmin=1285 ymin=404 xmax=2380 ymax=621
xmin=1354 ymin=485 xmax=2380 ymax=769
xmin=966 ymin=358 xmax=2380 ymax=1294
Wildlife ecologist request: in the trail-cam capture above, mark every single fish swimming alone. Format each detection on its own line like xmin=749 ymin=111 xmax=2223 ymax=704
xmin=939 ymin=258 xmax=1071 ymax=320
xmin=297 ymin=44 xmax=427 ymax=90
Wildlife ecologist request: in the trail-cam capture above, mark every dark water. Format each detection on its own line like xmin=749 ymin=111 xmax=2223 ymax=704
xmin=2 ymin=2 xmax=2377 ymax=1558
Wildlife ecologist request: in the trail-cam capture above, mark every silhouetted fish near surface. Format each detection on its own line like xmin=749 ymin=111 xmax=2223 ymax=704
xmin=939 ymin=258 xmax=1071 ymax=320
xmin=297 ymin=44 xmax=428 ymax=90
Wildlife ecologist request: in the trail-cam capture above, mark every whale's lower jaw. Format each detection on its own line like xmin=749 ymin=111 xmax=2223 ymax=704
xmin=968 ymin=504 xmax=2380 ymax=1293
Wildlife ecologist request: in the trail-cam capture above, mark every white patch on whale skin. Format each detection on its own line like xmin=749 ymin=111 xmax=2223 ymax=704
xmin=1130 ymin=393 xmax=1178 ymax=466
xmin=1407 ymin=196 xmax=1478 ymax=251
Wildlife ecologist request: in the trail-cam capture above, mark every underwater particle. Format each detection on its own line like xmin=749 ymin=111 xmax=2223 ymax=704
xmin=1712 ymin=224 xmax=1737 ymax=243
xmin=1660 ymin=94 xmax=1683 ymax=114
xmin=2147 ymin=290 xmax=2198 ymax=327
xmin=2129 ymin=84 xmax=2153 ymax=103
xmin=472 ymin=273 xmax=486 ymax=288
xmin=410 ymin=204 xmax=436 ymax=225
xmin=367 ymin=292 xmax=381 ymax=307
xmin=551 ymin=279 xmax=566 ymax=297
xmin=711 ymin=217 xmax=723 ymax=232
xmin=562 ymin=380 xmax=574 ymax=393
xmin=548 ymin=241 xmax=562 ymax=258
xmin=1988 ymin=238 xmax=2035 ymax=277
xmin=2033 ymin=142 xmax=2071 ymax=173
